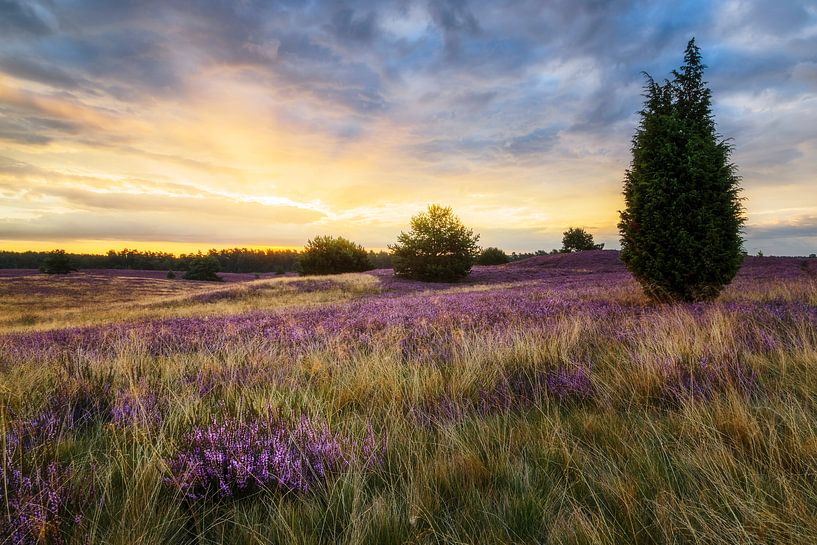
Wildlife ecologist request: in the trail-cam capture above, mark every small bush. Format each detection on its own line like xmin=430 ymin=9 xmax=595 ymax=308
xmin=299 ymin=236 xmax=371 ymax=275
xmin=39 ymin=249 xmax=76 ymax=274
xmin=477 ymin=247 xmax=509 ymax=265
xmin=183 ymin=255 xmax=222 ymax=281
xmin=390 ymin=204 xmax=480 ymax=282
xmin=166 ymin=270 xmax=176 ymax=279
xmin=561 ymin=228 xmax=603 ymax=252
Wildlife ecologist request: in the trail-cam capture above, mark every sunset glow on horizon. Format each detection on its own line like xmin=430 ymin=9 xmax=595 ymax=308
xmin=2 ymin=1 xmax=816 ymax=255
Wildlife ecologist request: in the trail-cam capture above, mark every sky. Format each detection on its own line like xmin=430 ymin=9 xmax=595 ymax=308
xmin=1 ymin=0 xmax=816 ymax=255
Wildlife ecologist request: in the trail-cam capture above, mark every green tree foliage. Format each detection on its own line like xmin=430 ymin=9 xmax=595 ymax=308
xmin=390 ymin=204 xmax=480 ymax=282
xmin=183 ymin=255 xmax=222 ymax=281
xmin=367 ymin=250 xmax=393 ymax=269
xmin=561 ymin=228 xmax=604 ymax=252
xmin=39 ymin=249 xmax=76 ymax=274
xmin=477 ymin=247 xmax=510 ymax=265
xmin=0 ymin=248 xmax=301 ymax=273
xmin=203 ymin=248 xmax=300 ymax=273
xmin=618 ymin=38 xmax=744 ymax=302
xmin=299 ymin=236 xmax=371 ymax=275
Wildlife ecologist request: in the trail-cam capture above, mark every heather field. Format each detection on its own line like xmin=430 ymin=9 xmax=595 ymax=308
xmin=2 ymin=251 xmax=817 ymax=544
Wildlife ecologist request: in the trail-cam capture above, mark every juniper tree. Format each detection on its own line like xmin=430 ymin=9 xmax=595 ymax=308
xmin=618 ymin=38 xmax=744 ymax=302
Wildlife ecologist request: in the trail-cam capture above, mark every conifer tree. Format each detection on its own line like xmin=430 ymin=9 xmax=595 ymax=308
xmin=618 ymin=38 xmax=744 ymax=302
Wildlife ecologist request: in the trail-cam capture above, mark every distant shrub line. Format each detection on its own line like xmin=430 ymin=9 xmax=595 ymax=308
xmin=0 ymin=248 xmax=393 ymax=275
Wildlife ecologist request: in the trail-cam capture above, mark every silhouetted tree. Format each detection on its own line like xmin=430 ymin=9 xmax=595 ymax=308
xmin=390 ymin=204 xmax=480 ymax=282
xmin=618 ymin=38 xmax=744 ymax=302
xmin=39 ymin=249 xmax=76 ymax=274
xmin=183 ymin=255 xmax=222 ymax=281
xmin=561 ymin=228 xmax=604 ymax=252
xmin=299 ymin=236 xmax=371 ymax=275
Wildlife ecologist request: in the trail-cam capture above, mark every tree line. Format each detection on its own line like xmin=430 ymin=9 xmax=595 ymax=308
xmin=0 ymin=247 xmax=392 ymax=274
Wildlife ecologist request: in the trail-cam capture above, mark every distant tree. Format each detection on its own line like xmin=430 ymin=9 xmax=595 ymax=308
xmin=561 ymin=228 xmax=604 ymax=252
xmin=39 ymin=249 xmax=76 ymax=274
xmin=390 ymin=204 xmax=480 ymax=282
xmin=299 ymin=236 xmax=371 ymax=275
xmin=477 ymin=247 xmax=510 ymax=265
xmin=367 ymin=250 xmax=393 ymax=269
xmin=618 ymin=38 xmax=744 ymax=302
xmin=810 ymin=253 xmax=816 ymax=259
xmin=183 ymin=255 xmax=222 ymax=281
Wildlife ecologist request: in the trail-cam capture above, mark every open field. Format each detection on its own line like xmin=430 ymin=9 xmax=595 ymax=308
xmin=2 ymin=251 xmax=817 ymax=544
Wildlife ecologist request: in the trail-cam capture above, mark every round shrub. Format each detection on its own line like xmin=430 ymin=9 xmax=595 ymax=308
xmin=183 ymin=255 xmax=222 ymax=281
xmin=39 ymin=249 xmax=76 ymax=275
xmin=561 ymin=227 xmax=603 ymax=252
xmin=477 ymin=247 xmax=509 ymax=265
xmin=299 ymin=236 xmax=371 ymax=275
xmin=389 ymin=204 xmax=480 ymax=282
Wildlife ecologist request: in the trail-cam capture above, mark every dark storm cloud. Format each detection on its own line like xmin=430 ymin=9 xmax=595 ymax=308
xmin=0 ymin=56 xmax=86 ymax=89
xmin=1 ymin=0 xmax=811 ymax=138
xmin=0 ymin=0 xmax=57 ymax=37
xmin=327 ymin=6 xmax=378 ymax=45
xmin=505 ymin=127 xmax=561 ymax=156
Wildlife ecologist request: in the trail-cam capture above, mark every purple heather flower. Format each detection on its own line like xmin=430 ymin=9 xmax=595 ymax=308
xmin=165 ymin=415 xmax=383 ymax=501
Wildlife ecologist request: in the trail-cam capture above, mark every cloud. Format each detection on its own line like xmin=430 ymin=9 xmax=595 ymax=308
xmin=0 ymin=0 xmax=57 ymax=37
xmin=505 ymin=127 xmax=560 ymax=156
xmin=0 ymin=0 xmax=815 ymax=254
xmin=747 ymin=215 xmax=817 ymax=240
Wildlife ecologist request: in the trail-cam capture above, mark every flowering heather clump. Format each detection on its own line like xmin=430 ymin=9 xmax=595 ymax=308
xmin=660 ymin=355 xmax=758 ymax=406
xmin=413 ymin=366 xmax=597 ymax=424
xmin=545 ymin=365 xmax=596 ymax=402
xmin=1 ymin=462 xmax=76 ymax=545
xmin=5 ymin=383 xmax=110 ymax=454
xmin=2 ymin=399 xmax=93 ymax=544
xmin=399 ymin=327 xmax=454 ymax=365
xmin=287 ymin=278 xmax=341 ymax=292
xmin=5 ymin=409 xmax=62 ymax=454
xmin=111 ymin=382 xmax=162 ymax=427
xmin=165 ymin=415 xmax=382 ymax=500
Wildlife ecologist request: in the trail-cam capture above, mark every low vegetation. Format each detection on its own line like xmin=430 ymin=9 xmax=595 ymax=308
xmin=1 ymin=253 xmax=816 ymax=544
